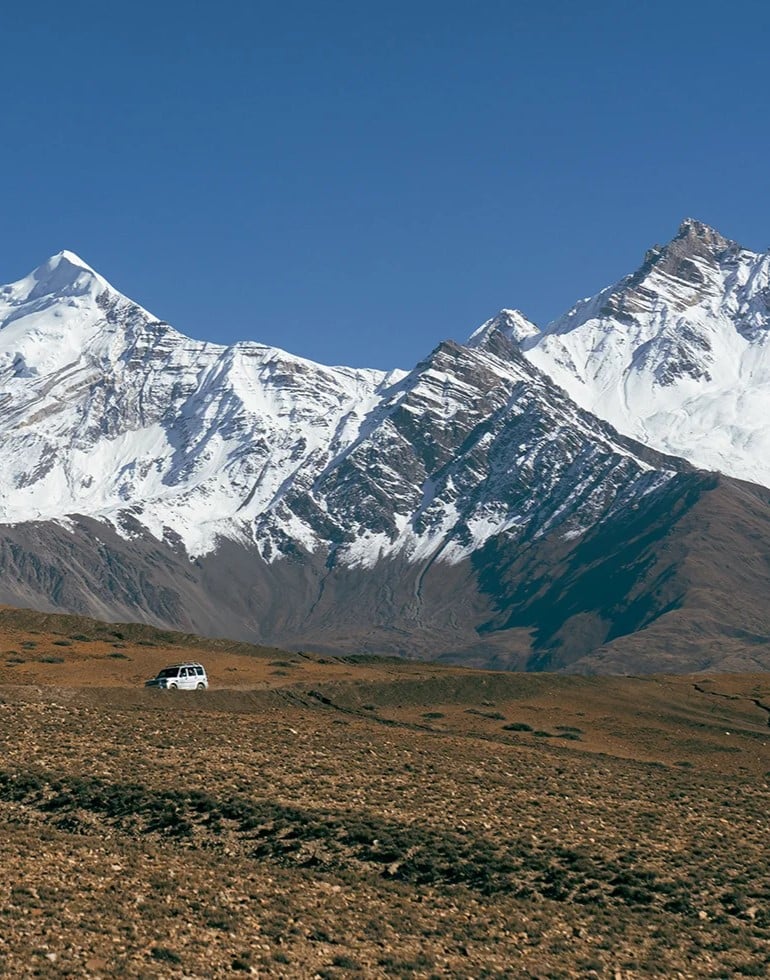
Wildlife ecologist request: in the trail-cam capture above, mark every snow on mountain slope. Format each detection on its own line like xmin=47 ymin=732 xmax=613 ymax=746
xmin=511 ymin=219 xmax=770 ymax=486
xmin=0 ymin=251 xmax=675 ymax=564
xmin=253 ymin=334 xmax=676 ymax=569
xmin=0 ymin=251 xmax=400 ymax=555
xmin=468 ymin=308 xmax=540 ymax=348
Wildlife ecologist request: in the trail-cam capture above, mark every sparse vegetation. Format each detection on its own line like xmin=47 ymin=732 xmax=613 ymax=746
xmin=331 ymin=954 xmax=362 ymax=970
xmin=1 ymin=626 xmax=769 ymax=977
xmin=150 ymin=947 xmax=182 ymax=964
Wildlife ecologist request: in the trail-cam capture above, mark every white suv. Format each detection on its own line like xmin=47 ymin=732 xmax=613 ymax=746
xmin=145 ymin=662 xmax=208 ymax=691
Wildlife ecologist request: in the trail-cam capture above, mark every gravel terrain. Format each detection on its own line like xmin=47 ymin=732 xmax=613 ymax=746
xmin=2 ymin=612 xmax=770 ymax=977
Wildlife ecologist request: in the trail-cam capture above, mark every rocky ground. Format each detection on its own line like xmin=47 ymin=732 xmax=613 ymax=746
xmin=1 ymin=610 xmax=770 ymax=977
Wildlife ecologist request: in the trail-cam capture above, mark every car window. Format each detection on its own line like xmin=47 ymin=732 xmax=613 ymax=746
xmin=180 ymin=668 xmax=188 ymax=677
xmin=159 ymin=668 xmax=179 ymax=678
xmin=196 ymin=667 xmax=204 ymax=676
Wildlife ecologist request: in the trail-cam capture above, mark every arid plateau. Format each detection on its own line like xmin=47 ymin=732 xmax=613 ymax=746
xmin=1 ymin=607 xmax=769 ymax=978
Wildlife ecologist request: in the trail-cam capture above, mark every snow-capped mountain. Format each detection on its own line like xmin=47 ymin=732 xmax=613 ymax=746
xmin=0 ymin=250 xmax=673 ymax=567
xmin=497 ymin=219 xmax=770 ymax=486
xmin=4 ymin=232 xmax=770 ymax=673
xmin=0 ymin=251 xmax=401 ymax=556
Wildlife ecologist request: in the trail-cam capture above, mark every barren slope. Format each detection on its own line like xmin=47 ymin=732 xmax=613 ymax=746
xmin=2 ymin=646 xmax=770 ymax=978
xmin=3 ymin=465 xmax=770 ymax=674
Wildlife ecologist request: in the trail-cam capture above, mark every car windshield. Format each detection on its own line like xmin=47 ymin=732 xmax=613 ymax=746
xmin=157 ymin=668 xmax=179 ymax=678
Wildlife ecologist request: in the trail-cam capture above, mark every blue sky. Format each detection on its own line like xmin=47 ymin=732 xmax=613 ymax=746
xmin=2 ymin=0 xmax=768 ymax=368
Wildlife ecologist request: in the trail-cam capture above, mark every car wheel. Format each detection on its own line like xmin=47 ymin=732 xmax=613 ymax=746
xmin=196 ymin=682 xmax=205 ymax=690
xmin=168 ymin=682 xmax=178 ymax=690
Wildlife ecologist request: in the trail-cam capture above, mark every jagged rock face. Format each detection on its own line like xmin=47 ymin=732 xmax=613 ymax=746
xmin=256 ymin=337 xmax=679 ymax=571
xmin=512 ymin=219 xmax=770 ymax=485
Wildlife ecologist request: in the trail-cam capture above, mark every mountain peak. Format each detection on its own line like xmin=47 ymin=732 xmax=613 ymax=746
xmin=467 ymin=308 xmax=540 ymax=354
xmin=636 ymin=219 xmax=737 ymax=278
xmin=526 ymin=217 xmax=770 ymax=486
xmin=26 ymin=250 xmax=106 ymax=301
xmin=584 ymin=219 xmax=747 ymax=326
xmin=672 ymin=217 xmax=735 ymax=254
xmin=48 ymin=249 xmax=96 ymax=272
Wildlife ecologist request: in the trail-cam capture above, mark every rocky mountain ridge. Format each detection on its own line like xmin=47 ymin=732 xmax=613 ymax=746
xmin=2 ymin=226 xmax=770 ymax=672
xmin=507 ymin=218 xmax=770 ymax=486
xmin=0 ymin=250 xmax=674 ymax=568
xmin=0 ymin=251 xmax=401 ymax=556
